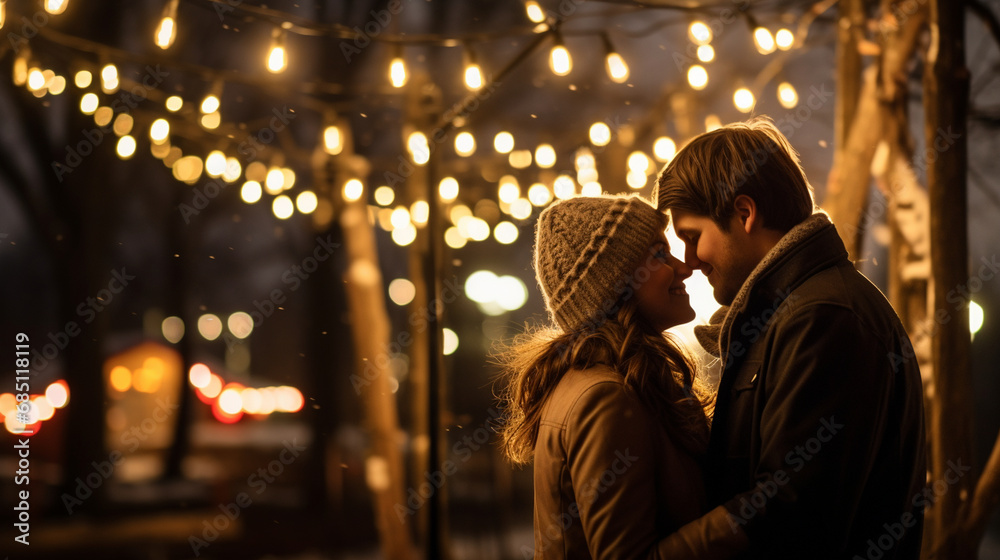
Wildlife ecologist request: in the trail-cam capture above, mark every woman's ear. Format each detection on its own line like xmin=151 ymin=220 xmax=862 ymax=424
xmin=733 ymin=194 xmax=759 ymax=234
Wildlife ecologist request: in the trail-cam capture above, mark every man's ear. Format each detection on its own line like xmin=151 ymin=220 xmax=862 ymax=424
xmin=733 ymin=194 xmax=759 ymax=234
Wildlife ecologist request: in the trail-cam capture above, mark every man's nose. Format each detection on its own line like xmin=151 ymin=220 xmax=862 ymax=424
xmin=685 ymin=245 xmax=702 ymax=269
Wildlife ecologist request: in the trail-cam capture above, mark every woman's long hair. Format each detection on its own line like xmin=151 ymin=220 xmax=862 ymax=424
xmin=496 ymin=297 xmax=714 ymax=465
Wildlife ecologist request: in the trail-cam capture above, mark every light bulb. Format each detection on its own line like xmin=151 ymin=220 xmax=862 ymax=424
xmin=549 ymin=43 xmax=571 ymax=76
xmin=200 ymin=94 xmax=220 ymax=114
xmin=45 ymin=0 xmax=68 ymax=15
xmin=754 ymin=27 xmax=776 ymax=54
xmin=494 ymin=131 xmax=514 ymax=153
xmin=689 ymin=21 xmax=712 ymax=45
xmin=777 ymin=82 xmax=798 ymax=109
xmin=389 ymin=57 xmax=407 ymax=88
xmin=324 ymin=125 xmax=343 ymax=155
xmin=0 ymin=1 xmax=6 ymax=30
xmin=155 ymin=17 xmax=175 ymax=49
xmin=775 ymin=28 xmax=794 ymax=50
xmin=697 ymin=44 xmax=715 ymax=62
xmin=687 ymin=65 xmax=708 ymax=90
xmin=267 ymin=29 xmax=288 ymax=73
xmin=464 ymin=63 xmax=483 ymax=90
xmin=605 ymin=52 xmax=629 ymax=83
xmin=525 ymin=0 xmax=545 ymax=23
xmin=733 ymin=88 xmax=755 ymax=112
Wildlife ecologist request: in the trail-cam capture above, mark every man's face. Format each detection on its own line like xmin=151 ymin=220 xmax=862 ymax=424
xmin=671 ymin=210 xmax=758 ymax=306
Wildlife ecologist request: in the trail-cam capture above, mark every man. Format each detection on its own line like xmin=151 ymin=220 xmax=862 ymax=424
xmin=654 ymin=117 xmax=926 ymax=559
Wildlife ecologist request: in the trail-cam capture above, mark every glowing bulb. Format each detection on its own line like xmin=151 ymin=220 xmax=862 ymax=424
xmin=116 ymin=136 xmax=136 ymax=159
xmin=150 ymin=118 xmax=170 ymax=143
xmin=605 ymin=52 xmax=629 ymax=83
xmin=628 ymin=151 xmax=651 ymax=173
xmin=494 ymin=221 xmax=519 ymax=244
xmin=549 ymin=44 xmax=572 ymax=76
xmin=970 ymin=301 xmax=984 ymax=337
xmin=205 ymin=150 xmax=227 ymax=177
xmin=589 ymin=122 xmax=611 ymax=146
xmin=74 ymin=70 xmax=92 ymax=88
xmin=343 ymin=179 xmax=364 ymax=201
xmin=296 ymin=191 xmax=318 ymax=214
xmin=200 ymin=94 xmax=219 ymax=114
xmin=155 ymin=16 xmax=176 ymax=49
xmin=45 ymin=0 xmax=67 ymax=15
xmin=273 ymin=195 xmax=294 ymax=219
xmin=80 ymin=93 xmax=99 ymax=114
xmin=390 ymin=57 xmax=407 ymax=88
xmin=525 ymin=0 xmax=545 ymax=23
xmin=455 ymin=131 xmax=476 ymax=156
xmin=777 ymin=82 xmax=798 ymax=109
xmin=267 ymin=30 xmax=288 ymax=73
xmin=535 ymin=144 xmax=556 ymax=168
xmin=498 ymin=178 xmax=520 ymax=203
xmin=689 ymin=21 xmax=712 ymax=45
xmin=374 ymin=186 xmax=394 ymax=206
xmin=27 ymin=68 xmax=45 ymax=91
xmin=734 ymin=87 xmax=755 ymax=112
xmin=775 ymin=28 xmax=794 ymax=50
xmin=165 ymin=95 xmax=183 ymax=112
xmin=553 ymin=175 xmax=575 ymax=200
xmin=494 ymin=131 xmax=514 ymax=153
xmin=324 ymin=125 xmax=343 ymax=155
xmin=528 ymin=183 xmax=552 ymax=206
xmin=439 ymin=177 xmax=459 ymax=201
xmin=0 ymin=1 xmax=5 ymax=29
xmin=464 ymin=63 xmax=483 ymax=90
xmin=653 ymin=137 xmax=677 ymax=162
xmin=754 ymin=27 xmax=776 ymax=54
xmin=241 ymin=181 xmax=262 ymax=203
xmin=687 ymin=65 xmax=708 ymax=90
xmin=697 ymin=44 xmax=715 ymax=62
xmin=407 ymin=131 xmax=429 ymax=164
xmin=101 ymin=64 xmax=118 ymax=89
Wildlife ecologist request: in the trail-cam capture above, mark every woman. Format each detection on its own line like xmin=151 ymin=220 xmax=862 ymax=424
xmin=498 ymin=195 xmax=747 ymax=558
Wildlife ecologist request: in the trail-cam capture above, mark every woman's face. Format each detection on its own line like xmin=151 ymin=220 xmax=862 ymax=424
xmin=634 ymin=232 xmax=696 ymax=331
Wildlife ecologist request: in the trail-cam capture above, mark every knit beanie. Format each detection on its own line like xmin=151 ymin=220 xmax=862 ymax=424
xmin=534 ymin=195 xmax=667 ymax=332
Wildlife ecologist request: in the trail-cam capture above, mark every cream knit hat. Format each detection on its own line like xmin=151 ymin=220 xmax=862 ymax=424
xmin=534 ymin=195 xmax=666 ymax=332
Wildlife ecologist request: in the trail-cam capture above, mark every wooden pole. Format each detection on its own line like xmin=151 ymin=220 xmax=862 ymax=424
xmin=924 ymin=0 xmax=973 ymax=556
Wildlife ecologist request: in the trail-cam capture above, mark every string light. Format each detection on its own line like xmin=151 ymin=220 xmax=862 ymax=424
xmin=527 ymin=183 xmax=552 ymax=206
xmin=407 ymin=131 xmax=429 ymax=165
xmin=464 ymin=47 xmax=484 ymax=91
xmin=775 ymin=28 xmax=794 ymax=50
xmin=627 ymin=151 xmax=651 ymax=174
xmin=589 ymin=122 xmax=611 ymax=146
xmin=734 ymin=88 xmax=755 ymax=112
xmin=549 ymin=33 xmax=572 ymax=76
xmin=439 ymin=177 xmax=460 ymax=201
xmin=74 ymin=70 xmax=92 ymax=88
xmin=273 ymin=195 xmax=294 ymax=219
xmin=44 ymin=0 xmax=68 ymax=15
xmin=296 ymin=191 xmax=318 ymax=214
xmin=389 ymin=49 xmax=408 ymax=88
xmin=498 ymin=176 xmax=520 ymax=203
xmin=0 ymin=0 xmax=5 ymax=30
xmin=535 ymin=144 xmax=556 ymax=168
xmin=200 ymin=94 xmax=220 ymax=114
xmin=241 ymin=181 xmax=262 ymax=203
xmin=165 ymin=95 xmax=183 ymax=112
xmin=80 ymin=93 xmax=99 ymax=114
xmin=777 ymin=82 xmax=798 ymax=108
xmin=374 ymin=186 xmax=395 ymax=206
xmin=494 ymin=131 xmax=514 ymax=153
xmin=602 ymin=34 xmax=629 ymax=83
xmin=455 ymin=131 xmax=476 ymax=156
xmin=687 ymin=65 xmax=708 ymax=90
xmin=697 ymin=44 xmax=715 ymax=63
xmin=27 ymin=69 xmax=45 ymax=91
xmin=754 ymin=27 xmax=776 ymax=54
xmin=267 ymin=27 xmax=288 ymax=73
xmin=154 ymin=0 xmax=179 ymax=50
xmin=12 ymin=55 xmax=27 ymax=86
xmin=688 ymin=21 xmax=712 ymax=45
xmin=323 ymin=124 xmax=343 ymax=155
xmin=343 ymin=179 xmax=364 ymax=201
xmin=525 ymin=0 xmax=545 ymax=23
xmin=653 ymin=136 xmax=677 ymax=162
xmin=116 ymin=136 xmax=136 ymax=159
xmin=553 ymin=175 xmax=576 ymax=200
xmin=205 ymin=151 xmax=227 ymax=177
xmin=100 ymin=64 xmax=118 ymax=92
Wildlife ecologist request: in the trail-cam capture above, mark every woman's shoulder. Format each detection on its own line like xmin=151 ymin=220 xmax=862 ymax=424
xmin=540 ymin=365 xmax=638 ymax=427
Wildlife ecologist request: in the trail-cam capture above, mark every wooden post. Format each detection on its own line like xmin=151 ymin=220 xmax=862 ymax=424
xmin=924 ymin=0 xmax=973 ymax=557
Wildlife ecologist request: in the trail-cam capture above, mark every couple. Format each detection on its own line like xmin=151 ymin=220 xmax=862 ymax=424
xmin=498 ymin=117 xmax=926 ymax=559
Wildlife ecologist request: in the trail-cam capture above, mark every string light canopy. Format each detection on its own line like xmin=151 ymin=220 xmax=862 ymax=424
xmin=5 ymin=0 xmax=821 ymax=244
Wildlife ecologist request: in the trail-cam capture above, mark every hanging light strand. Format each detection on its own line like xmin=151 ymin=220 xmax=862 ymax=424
xmin=154 ymin=0 xmax=179 ymax=50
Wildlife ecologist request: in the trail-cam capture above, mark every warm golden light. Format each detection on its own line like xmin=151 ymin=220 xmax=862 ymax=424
xmin=528 ymin=183 xmax=552 ymax=206
xmin=161 ymin=316 xmax=184 ymax=343
xmin=689 ymin=21 xmax=712 ymax=45
xmin=45 ymin=0 xmax=68 ymax=15
xmin=653 ymin=136 xmax=677 ymax=162
xmin=241 ymin=181 xmax=262 ymax=204
xmin=165 ymin=95 xmax=183 ymax=112
xmin=775 ymin=28 xmax=794 ymax=50
xmin=45 ymin=381 xmax=69 ymax=408
xmin=266 ymin=29 xmax=288 ymax=73
xmin=80 ymin=93 xmax=99 ymax=114
xmin=273 ymin=195 xmax=294 ymax=219
xmin=0 ymin=1 xmax=6 ymax=30
xmin=155 ymin=16 xmax=176 ymax=49
xmin=754 ymin=27 xmax=776 ymax=54
xmin=605 ymin=52 xmax=629 ymax=83
xmin=374 ymin=186 xmax=394 ymax=206
xmin=116 ymin=136 xmax=137 ymax=159
xmin=74 ymin=70 xmax=92 ymax=88
xmin=494 ymin=131 xmax=514 ymax=153
xmin=589 ymin=122 xmax=611 ymax=146
xmin=296 ymin=191 xmax=318 ymax=214
xmin=549 ymin=44 xmax=572 ymax=76
xmin=697 ymin=44 xmax=715 ymax=62
xmin=464 ymin=63 xmax=484 ymax=90
xmin=439 ymin=177 xmax=460 ymax=201
xmin=200 ymin=94 xmax=220 ymax=114
xmin=734 ymin=87 xmax=755 ymax=112
xmin=388 ymin=279 xmax=416 ymax=306
xmin=197 ymin=314 xmax=223 ymax=340
xmin=777 ymin=82 xmax=798 ymax=108
xmin=687 ymin=65 xmax=708 ymax=90
xmin=407 ymin=131 xmax=429 ymax=164
xmin=150 ymin=118 xmax=170 ymax=143
xmin=628 ymin=151 xmax=651 ymax=174
xmin=553 ymin=175 xmax=575 ymax=200
xmin=205 ymin=150 xmax=227 ymax=177
xmin=535 ymin=144 xmax=556 ymax=168
xmin=389 ymin=57 xmax=408 ymax=88
xmin=110 ymin=366 xmax=131 ymax=392
xmin=525 ymin=0 xmax=545 ymax=23
xmin=455 ymin=132 xmax=476 ymax=157
xmin=344 ymin=179 xmax=364 ymax=201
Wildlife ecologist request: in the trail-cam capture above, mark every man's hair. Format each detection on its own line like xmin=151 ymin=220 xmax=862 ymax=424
xmin=654 ymin=116 xmax=816 ymax=232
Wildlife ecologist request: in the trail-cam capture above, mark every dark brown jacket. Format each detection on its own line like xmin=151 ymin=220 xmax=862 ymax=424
xmin=700 ymin=214 xmax=926 ymax=559
xmin=531 ymin=365 xmax=747 ymax=559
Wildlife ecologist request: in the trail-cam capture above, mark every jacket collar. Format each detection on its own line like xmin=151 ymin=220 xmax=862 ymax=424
xmin=703 ymin=213 xmax=848 ymax=364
